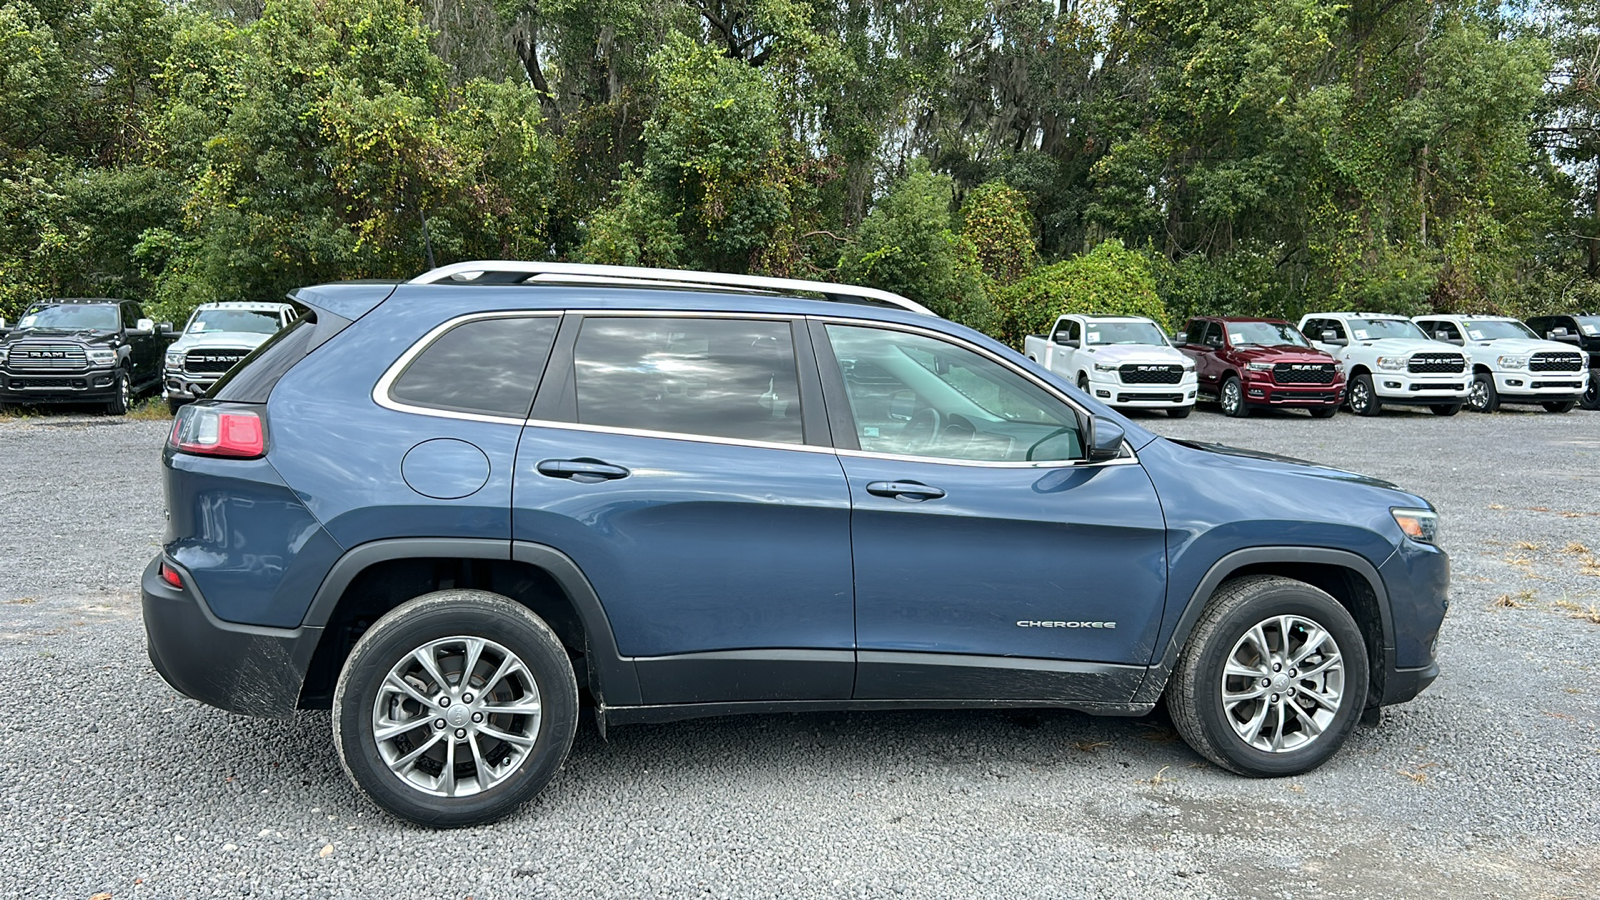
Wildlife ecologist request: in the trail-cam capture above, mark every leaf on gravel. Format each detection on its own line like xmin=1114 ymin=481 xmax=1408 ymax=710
xmin=89 ymin=893 xmax=112 ymax=900
xmin=318 ymin=844 xmax=334 ymax=858
xmin=1562 ymin=542 xmax=1592 ymax=555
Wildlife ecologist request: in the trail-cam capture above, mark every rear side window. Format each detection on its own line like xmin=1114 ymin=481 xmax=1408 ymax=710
xmin=388 ymin=314 xmax=558 ymax=419
xmin=571 ymin=316 xmax=804 ymax=445
xmin=211 ymin=315 xmax=319 ymax=402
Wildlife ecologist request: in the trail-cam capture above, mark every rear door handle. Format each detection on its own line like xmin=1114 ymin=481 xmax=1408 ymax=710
xmin=865 ymin=480 xmax=946 ymax=501
xmin=536 ymin=458 xmax=630 ymax=482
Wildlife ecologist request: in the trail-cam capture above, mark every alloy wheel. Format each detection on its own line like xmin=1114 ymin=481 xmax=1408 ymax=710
xmin=1220 ymin=615 xmax=1345 ymax=753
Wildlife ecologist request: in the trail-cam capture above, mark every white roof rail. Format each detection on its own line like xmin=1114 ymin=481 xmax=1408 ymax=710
xmin=407 ymin=260 xmax=936 ymax=316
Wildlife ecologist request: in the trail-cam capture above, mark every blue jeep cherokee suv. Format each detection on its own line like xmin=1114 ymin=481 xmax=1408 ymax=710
xmin=142 ymin=262 xmax=1448 ymax=826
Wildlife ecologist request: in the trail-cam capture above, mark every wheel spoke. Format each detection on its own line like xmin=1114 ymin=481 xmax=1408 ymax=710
xmin=412 ymin=646 xmax=453 ymax=693
xmin=374 ymin=718 xmax=426 ymax=742
xmin=468 ymin=733 xmax=491 ymax=794
xmin=481 ymin=656 xmax=526 ymax=698
xmin=1290 ymin=626 xmax=1331 ymax=666
xmin=461 ymin=638 xmax=486 ymax=688
xmin=389 ymin=731 xmax=444 ymax=772
xmin=1240 ymin=701 xmax=1271 ymax=745
xmin=440 ymin=733 xmax=457 ymax=796
xmin=1268 ymin=701 xmax=1288 ymax=751
xmin=1288 ymin=700 xmax=1325 ymax=737
xmin=383 ymin=673 xmax=436 ymax=710
xmin=478 ymin=723 xmax=536 ymax=747
xmin=1225 ymin=660 xmax=1268 ymax=680
xmin=1244 ymin=624 xmax=1273 ymax=667
xmin=1298 ymin=653 xmax=1342 ymax=681
xmin=1299 ymin=685 xmax=1341 ymax=712
xmin=1224 ymin=683 xmax=1268 ymax=706
xmin=481 ymin=700 xmax=542 ymax=717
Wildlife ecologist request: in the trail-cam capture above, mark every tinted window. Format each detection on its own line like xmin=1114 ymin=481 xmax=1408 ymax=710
xmin=573 ymin=317 xmax=803 ymax=444
xmin=390 ymin=315 xmax=558 ymax=419
xmin=19 ymin=304 xmax=119 ymax=331
xmin=188 ymin=309 xmax=285 ymax=335
xmin=122 ymin=303 xmax=139 ymax=328
xmin=826 ymin=324 xmax=1081 ymax=462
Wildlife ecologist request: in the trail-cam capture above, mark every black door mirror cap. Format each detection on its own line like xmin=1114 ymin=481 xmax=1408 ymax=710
xmin=1082 ymin=414 xmax=1126 ymax=463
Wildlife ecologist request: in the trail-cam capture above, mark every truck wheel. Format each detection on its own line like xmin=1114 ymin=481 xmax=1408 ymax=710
xmin=1582 ymin=372 xmax=1599 ymax=411
xmin=1309 ymin=406 xmax=1337 ymax=419
xmin=1219 ymin=377 xmax=1250 ymax=418
xmin=1077 ymin=373 xmax=1089 ymax=391
xmin=1166 ymin=575 xmax=1369 ymax=777
xmin=1429 ymin=403 xmax=1461 ymax=417
xmin=1542 ymin=400 xmax=1576 ymax=414
xmin=1347 ymin=374 xmax=1381 ymax=417
xmin=332 ymin=589 xmax=579 ymax=828
xmin=1467 ymin=372 xmax=1498 ymax=412
xmin=104 ymin=369 xmax=131 ymax=416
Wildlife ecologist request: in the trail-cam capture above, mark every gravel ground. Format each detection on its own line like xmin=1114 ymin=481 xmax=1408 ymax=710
xmin=1 ymin=403 xmax=1598 ymax=900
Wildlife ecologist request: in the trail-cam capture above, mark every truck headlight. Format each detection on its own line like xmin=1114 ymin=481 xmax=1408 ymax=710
xmin=1180 ymin=360 xmax=1196 ymax=371
xmin=1093 ymin=362 xmax=1119 ymax=372
xmin=1246 ymin=361 xmax=1273 ymax=371
xmin=1391 ymin=508 xmax=1439 ymax=544
xmin=1376 ymin=356 xmax=1408 ymax=371
xmin=165 ymin=350 xmax=184 ymax=368
xmin=1497 ymin=355 xmax=1528 ymax=369
xmin=86 ymin=348 xmax=116 ymax=366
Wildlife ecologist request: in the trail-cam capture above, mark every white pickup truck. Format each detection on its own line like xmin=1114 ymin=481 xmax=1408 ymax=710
xmin=1298 ymin=312 xmax=1471 ymax=417
xmin=163 ymin=301 xmax=299 ymax=412
xmin=1024 ymin=314 xmax=1197 ymax=417
xmin=1412 ymin=314 xmax=1587 ymax=413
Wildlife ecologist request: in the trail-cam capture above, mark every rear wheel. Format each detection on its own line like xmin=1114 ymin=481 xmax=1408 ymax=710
xmin=332 ymin=589 xmax=579 ymax=827
xmin=1430 ymin=403 xmax=1461 ymax=417
xmin=1543 ymin=400 xmax=1576 ymax=413
xmin=1219 ymin=377 xmax=1250 ymax=418
xmin=1167 ymin=575 xmax=1369 ymax=777
xmin=1347 ymin=374 xmax=1381 ymax=417
xmin=1467 ymin=372 xmax=1498 ymax=413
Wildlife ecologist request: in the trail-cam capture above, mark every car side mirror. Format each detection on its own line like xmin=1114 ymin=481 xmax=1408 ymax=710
xmin=135 ymin=317 xmax=155 ymax=333
xmin=1321 ymin=330 xmax=1346 ymax=346
xmin=1444 ymin=336 xmax=1463 ymax=346
xmin=1053 ymin=332 xmax=1079 ymax=348
xmin=157 ymin=322 xmax=174 ymax=335
xmin=1173 ymin=332 xmax=1187 ymax=345
xmin=1205 ymin=336 xmax=1223 ymax=349
xmin=888 ymin=390 xmax=916 ymax=422
xmin=1551 ymin=331 xmax=1580 ymax=344
xmin=1081 ymin=414 xmax=1126 ymax=463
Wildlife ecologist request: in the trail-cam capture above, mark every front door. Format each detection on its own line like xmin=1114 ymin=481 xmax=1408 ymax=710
xmin=513 ymin=313 xmax=855 ymax=705
xmin=812 ymin=320 xmax=1169 ymax=703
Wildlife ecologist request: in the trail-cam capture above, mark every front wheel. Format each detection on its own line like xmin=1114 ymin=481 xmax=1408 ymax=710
xmin=1543 ymin=400 xmax=1576 ymax=414
xmin=1467 ymin=372 xmax=1498 ymax=413
xmin=104 ymin=369 xmax=131 ymax=416
xmin=1347 ymin=374 xmax=1381 ymax=417
xmin=1166 ymin=575 xmax=1369 ymax=777
xmin=332 ymin=589 xmax=579 ymax=827
xmin=1582 ymin=372 xmax=1599 ymax=411
xmin=1430 ymin=403 xmax=1461 ymax=417
xmin=1219 ymin=377 xmax=1250 ymax=418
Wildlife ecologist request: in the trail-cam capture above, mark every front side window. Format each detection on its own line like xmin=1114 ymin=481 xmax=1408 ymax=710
xmin=389 ymin=315 xmax=558 ymax=418
xmin=826 ymin=324 xmax=1082 ymax=463
xmin=573 ymin=317 xmax=803 ymax=445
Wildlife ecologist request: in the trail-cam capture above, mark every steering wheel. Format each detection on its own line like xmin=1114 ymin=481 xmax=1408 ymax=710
xmin=1026 ymin=425 xmax=1077 ymax=461
xmin=900 ymin=406 xmax=942 ymax=453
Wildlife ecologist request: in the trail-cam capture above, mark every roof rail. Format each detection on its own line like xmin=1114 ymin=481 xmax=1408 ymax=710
xmin=407 ymin=260 xmax=936 ymax=316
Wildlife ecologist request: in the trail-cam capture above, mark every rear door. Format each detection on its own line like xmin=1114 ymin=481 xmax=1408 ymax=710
xmin=812 ymin=319 xmax=1168 ymax=704
xmin=512 ymin=313 xmax=855 ymax=705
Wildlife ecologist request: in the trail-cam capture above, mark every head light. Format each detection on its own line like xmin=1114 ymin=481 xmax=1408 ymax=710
xmin=1391 ymin=508 xmax=1439 ymax=544
xmin=1246 ymin=361 xmax=1274 ymax=371
xmin=86 ymin=348 xmax=116 ymax=366
xmin=165 ymin=350 xmax=184 ymax=367
xmin=1093 ymin=362 xmax=1120 ymax=372
xmin=1376 ymin=356 xmax=1408 ymax=371
xmin=1497 ymin=355 xmax=1528 ymax=369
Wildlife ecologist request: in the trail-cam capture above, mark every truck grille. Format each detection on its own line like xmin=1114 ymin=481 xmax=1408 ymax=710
xmin=184 ymin=349 xmax=250 ymax=375
xmin=1529 ymin=353 xmax=1584 ymax=373
xmin=1272 ymin=363 xmax=1337 ymax=384
xmin=8 ymin=377 xmax=87 ymax=389
xmin=1408 ymin=353 xmax=1465 ymax=374
xmin=7 ymin=342 xmax=88 ymax=371
xmin=1119 ymin=364 xmax=1183 ymax=385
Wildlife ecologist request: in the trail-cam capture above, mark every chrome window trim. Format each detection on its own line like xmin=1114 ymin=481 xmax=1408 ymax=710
xmin=372 ymin=310 xmax=562 ymax=425
xmin=811 ymin=315 xmax=1139 ymax=469
xmin=518 ymin=418 xmax=832 ymax=454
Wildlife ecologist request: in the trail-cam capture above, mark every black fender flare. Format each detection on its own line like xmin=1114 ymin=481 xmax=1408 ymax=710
xmin=1131 ymin=546 xmax=1393 ymax=705
xmin=302 ymin=538 xmax=640 ymax=707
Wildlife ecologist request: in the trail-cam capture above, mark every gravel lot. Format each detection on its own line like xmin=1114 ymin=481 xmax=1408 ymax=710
xmin=2 ymin=403 xmax=1598 ymax=900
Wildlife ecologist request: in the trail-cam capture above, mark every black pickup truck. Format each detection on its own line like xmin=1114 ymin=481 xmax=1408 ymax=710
xmin=1525 ymin=314 xmax=1600 ymax=410
xmin=0 ymin=298 xmax=174 ymax=414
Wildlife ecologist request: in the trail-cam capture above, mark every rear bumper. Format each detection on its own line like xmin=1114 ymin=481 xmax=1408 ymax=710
xmin=141 ymin=556 xmax=320 ymax=718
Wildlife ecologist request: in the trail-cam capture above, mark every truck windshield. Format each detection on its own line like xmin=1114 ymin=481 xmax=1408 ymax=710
xmin=1228 ymin=322 xmax=1309 ymax=347
xmin=186 ymin=309 xmax=283 ymax=335
xmin=1085 ymin=322 xmax=1167 ymax=346
xmin=1458 ymin=320 xmax=1536 ymax=341
xmin=17 ymin=304 xmax=119 ymax=331
xmin=1348 ymin=318 xmax=1427 ymax=341
xmin=1575 ymin=317 xmax=1600 ymax=336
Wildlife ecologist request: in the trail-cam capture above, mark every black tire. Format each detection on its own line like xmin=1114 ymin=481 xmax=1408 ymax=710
xmin=332 ymin=589 xmax=579 ymax=828
xmin=1308 ymin=405 xmax=1337 ymax=419
xmin=1429 ymin=403 xmax=1461 ymax=417
xmin=1167 ymin=406 xmax=1191 ymax=419
xmin=104 ymin=368 xmax=131 ymax=416
xmin=1219 ymin=376 xmax=1250 ymax=418
xmin=1467 ymin=371 xmax=1498 ymax=413
xmin=1347 ymin=374 xmax=1381 ymax=417
xmin=1582 ymin=372 xmax=1599 ymax=411
xmin=1542 ymin=400 xmax=1576 ymax=414
xmin=1077 ymin=373 xmax=1090 ymax=391
xmin=1166 ymin=575 xmax=1369 ymax=777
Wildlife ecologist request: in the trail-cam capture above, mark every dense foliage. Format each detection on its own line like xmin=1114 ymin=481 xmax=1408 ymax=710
xmin=1 ymin=0 xmax=1596 ymax=344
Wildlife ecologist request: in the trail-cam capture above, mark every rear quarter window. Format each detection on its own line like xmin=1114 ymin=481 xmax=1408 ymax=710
xmin=386 ymin=314 xmax=559 ymax=419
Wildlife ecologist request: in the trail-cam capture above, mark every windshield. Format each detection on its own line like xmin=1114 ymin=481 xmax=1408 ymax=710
xmin=1575 ymin=316 xmax=1600 ymax=336
xmin=1085 ymin=321 xmax=1167 ymax=346
xmin=1228 ymin=322 xmax=1310 ymax=347
xmin=17 ymin=304 xmax=120 ymax=331
xmin=1348 ymin=318 xmax=1426 ymax=341
xmin=1458 ymin=319 xmax=1536 ymax=341
xmin=185 ymin=309 xmax=283 ymax=335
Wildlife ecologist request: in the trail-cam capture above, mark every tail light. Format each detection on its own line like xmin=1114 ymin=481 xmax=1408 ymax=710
xmin=169 ymin=404 xmax=266 ymax=458
xmin=159 ymin=562 xmax=184 ymax=588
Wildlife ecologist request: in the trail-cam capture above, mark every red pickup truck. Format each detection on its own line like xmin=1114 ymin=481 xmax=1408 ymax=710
xmin=1175 ymin=317 xmax=1345 ymax=417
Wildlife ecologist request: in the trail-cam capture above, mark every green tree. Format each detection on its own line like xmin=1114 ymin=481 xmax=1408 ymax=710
xmin=991 ymin=239 xmax=1167 ymax=348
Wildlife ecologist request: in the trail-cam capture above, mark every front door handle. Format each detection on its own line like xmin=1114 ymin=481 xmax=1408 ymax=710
xmin=536 ymin=458 xmax=630 ymax=482
xmin=865 ymin=480 xmax=946 ymax=501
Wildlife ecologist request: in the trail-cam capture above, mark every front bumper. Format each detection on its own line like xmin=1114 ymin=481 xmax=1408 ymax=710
xmin=163 ymin=373 xmax=219 ymax=401
xmin=1375 ymin=538 xmax=1449 ymax=706
xmin=0 ymin=368 xmax=119 ymax=403
xmin=1242 ymin=378 xmax=1344 ymax=407
xmin=1086 ymin=372 xmax=1198 ymax=408
xmin=1491 ymin=370 xmax=1584 ymax=403
xmin=1370 ymin=372 xmax=1469 ymax=403
xmin=141 ymin=556 xmax=321 ymax=718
